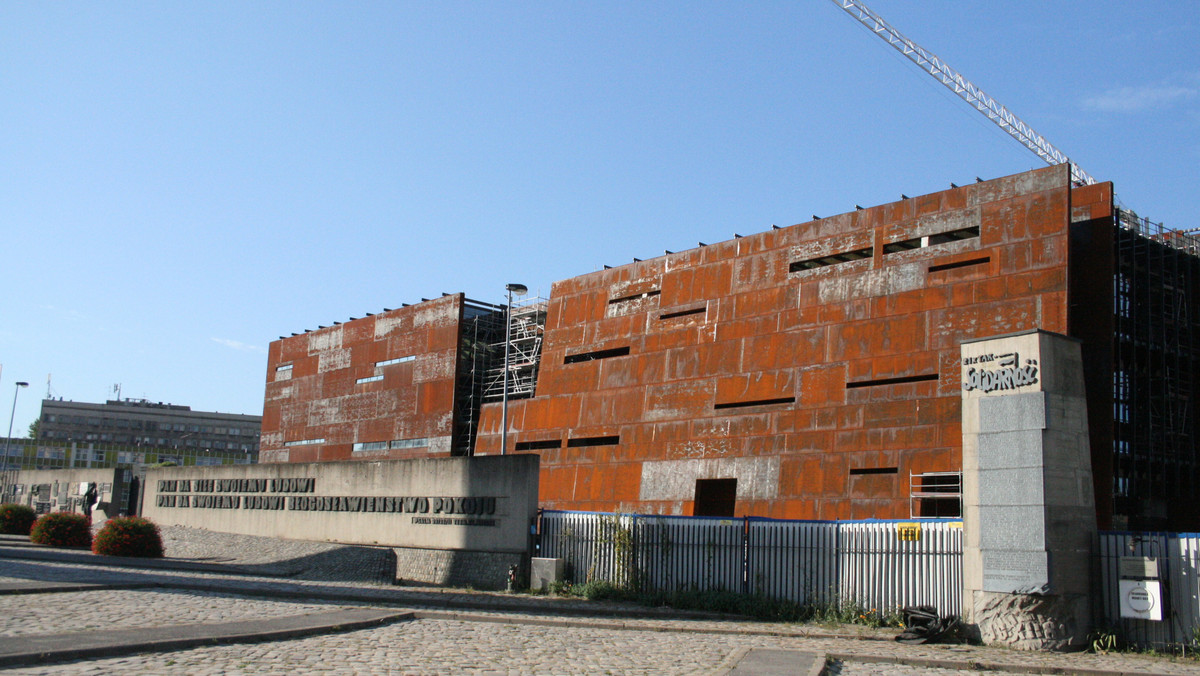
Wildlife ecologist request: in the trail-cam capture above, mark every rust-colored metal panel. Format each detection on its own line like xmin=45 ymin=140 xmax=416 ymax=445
xmin=261 ymin=294 xmax=466 ymax=464
xmin=264 ymin=166 xmax=1098 ymax=519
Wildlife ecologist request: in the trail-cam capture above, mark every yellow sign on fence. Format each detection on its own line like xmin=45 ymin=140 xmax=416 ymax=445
xmin=897 ymin=522 xmax=921 ymax=541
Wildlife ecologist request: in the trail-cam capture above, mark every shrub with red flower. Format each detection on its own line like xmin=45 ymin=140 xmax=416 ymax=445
xmin=30 ymin=511 xmax=92 ymax=548
xmin=92 ymin=516 xmax=164 ymax=558
xmin=0 ymin=503 xmax=36 ymax=535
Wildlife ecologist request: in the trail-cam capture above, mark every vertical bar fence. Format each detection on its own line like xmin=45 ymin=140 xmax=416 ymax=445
xmin=1098 ymin=531 xmax=1200 ymax=650
xmin=538 ymin=510 xmax=963 ymax=615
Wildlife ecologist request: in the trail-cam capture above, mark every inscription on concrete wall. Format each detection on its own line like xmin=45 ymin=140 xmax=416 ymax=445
xmin=155 ymin=478 xmax=499 ymax=527
xmin=963 ymin=351 xmax=1040 ymax=393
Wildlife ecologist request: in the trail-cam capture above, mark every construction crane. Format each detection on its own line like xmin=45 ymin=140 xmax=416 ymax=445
xmin=829 ymin=0 xmax=1095 ymax=187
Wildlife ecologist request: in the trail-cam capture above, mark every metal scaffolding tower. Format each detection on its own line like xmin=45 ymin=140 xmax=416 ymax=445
xmin=1112 ymin=210 xmax=1200 ymax=528
xmin=454 ymin=299 xmax=505 ymax=456
xmin=484 ymin=296 xmax=546 ymax=403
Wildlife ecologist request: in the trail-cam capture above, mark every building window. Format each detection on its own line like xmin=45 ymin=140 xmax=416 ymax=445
xmin=909 ymin=472 xmax=962 ymax=518
xmin=790 ymin=247 xmax=873 ymax=272
xmin=276 ymin=363 xmax=294 ymax=372
xmin=356 ymin=375 xmax=384 ymax=384
xmin=376 ymin=356 xmax=415 ymax=367
xmin=352 ymin=441 xmax=389 ymax=452
xmin=693 ymin=478 xmax=737 ymax=517
xmin=391 ymin=437 xmax=429 ymax=449
xmin=284 ymin=438 xmax=325 ymax=447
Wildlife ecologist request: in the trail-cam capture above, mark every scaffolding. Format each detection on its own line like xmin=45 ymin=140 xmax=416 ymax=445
xmin=1112 ymin=210 xmax=1200 ymax=528
xmin=453 ymin=299 xmax=505 ymax=456
xmin=484 ymin=296 xmax=547 ymax=403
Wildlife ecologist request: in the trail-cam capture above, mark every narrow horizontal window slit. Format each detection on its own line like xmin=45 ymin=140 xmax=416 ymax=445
xmin=659 ymin=307 xmax=706 ymax=320
xmin=850 ymin=467 xmax=898 ymax=476
xmin=714 ymin=397 xmax=795 ymax=410
xmin=515 ymin=439 xmax=562 ymax=451
xmin=564 ymin=346 xmax=631 ymax=364
xmin=929 ymin=256 xmax=990 ymax=273
xmin=566 ymin=435 xmax=620 ymax=447
xmin=846 ymin=374 xmax=939 ymax=389
xmin=790 ymin=247 xmax=873 ymax=272
xmin=608 ymin=290 xmax=660 ymax=305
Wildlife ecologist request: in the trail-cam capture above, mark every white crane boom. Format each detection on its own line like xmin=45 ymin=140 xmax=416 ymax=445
xmin=830 ymin=0 xmax=1095 ymax=186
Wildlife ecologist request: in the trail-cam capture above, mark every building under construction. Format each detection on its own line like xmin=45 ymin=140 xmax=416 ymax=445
xmin=259 ymin=165 xmax=1199 ymax=531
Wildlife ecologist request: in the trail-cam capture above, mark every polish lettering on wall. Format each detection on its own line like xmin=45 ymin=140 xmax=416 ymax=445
xmin=962 ymin=351 xmax=1039 ymax=393
xmin=154 ymin=477 xmax=499 ymax=526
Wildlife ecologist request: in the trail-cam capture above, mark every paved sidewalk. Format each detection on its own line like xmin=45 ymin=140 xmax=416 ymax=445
xmin=1 ymin=535 xmax=1198 ymax=674
xmin=0 ymin=605 xmax=412 ymax=668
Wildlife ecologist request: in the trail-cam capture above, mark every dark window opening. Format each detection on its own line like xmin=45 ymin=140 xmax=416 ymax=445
xmin=514 ymin=439 xmax=562 ymax=451
xmin=883 ymin=226 xmax=980 ymax=254
xmin=659 ymin=306 xmax=706 ymax=320
xmin=789 ymin=247 xmax=873 ymax=272
xmin=608 ymin=290 xmax=661 ymax=305
xmin=563 ymin=346 xmax=631 ymax=364
xmin=713 ymin=396 xmax=795 ymax=410
xmin=910 ymin=472 xmax=962 ymax=518
xmin=849 ymin=467 xmax=898 ymax=475
xmin=694 ymin=478 xmax=737 ymax=517
xmin=566 ymin=435 xmax=620 ymax=448
xmin=928 ymin=256 xmax=990 ymax=273
xmin=845 ymin=374 xmax=939 ymax=389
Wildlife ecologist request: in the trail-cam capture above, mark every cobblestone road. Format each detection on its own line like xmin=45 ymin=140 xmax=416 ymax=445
xmin=1 ymin=532 xmax=1197 ymax=675
xmin=2 ymin=617 xmax=982 ymax=676
xmin=0 ymin=589 xmax=343 ymax=637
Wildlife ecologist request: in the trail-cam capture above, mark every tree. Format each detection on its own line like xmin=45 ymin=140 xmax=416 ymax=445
xmin=27 ymin=419 xmax=39 ymax=439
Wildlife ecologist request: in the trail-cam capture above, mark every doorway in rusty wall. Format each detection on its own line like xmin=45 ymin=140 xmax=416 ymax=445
xmin=693 ymin=478 xmax=736 ymax=517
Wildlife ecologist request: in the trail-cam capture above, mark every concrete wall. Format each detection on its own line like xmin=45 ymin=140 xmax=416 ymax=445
xmin=7 ymin=468 xmax=128 ymax=523
xmin=261 ymin=294 xmax=466 ymax=463
xmin=476 ymin=165 xmax=1093 ymax=518
xmin=141 ymin=455 xmax=538 ymax=554
xmin=961 ymin=330 xmax=1096 ymax=650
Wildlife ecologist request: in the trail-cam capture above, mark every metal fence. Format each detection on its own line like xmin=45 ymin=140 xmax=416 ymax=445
xmin=1098 ymin=531 xmax=1200 ymax=649
xmin=538 ymin=510 xmax=962 ymax=614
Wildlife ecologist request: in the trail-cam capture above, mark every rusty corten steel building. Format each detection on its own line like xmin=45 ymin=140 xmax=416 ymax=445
xmin=261 ymin=165 xmax=1200 ymax=531
xmin=261 ymin=294 xmax=504 ymax=464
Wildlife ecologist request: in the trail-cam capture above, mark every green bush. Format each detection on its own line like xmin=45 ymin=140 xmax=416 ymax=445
xmin=29 ymin=511 xmax=92 ymax=548
xmin=0 ymin=504 xmax=36 ymax=535
xmin=92 ymin=516 xmax=164 ymax=558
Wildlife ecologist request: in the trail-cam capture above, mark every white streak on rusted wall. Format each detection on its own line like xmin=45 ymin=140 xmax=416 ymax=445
xmin=413 ymin=301 xmax=457 ymax=328
xmin=318 ymin=348 xmax=351 ymax=373
xmin=428 ymin=435 xmax=452 ymax=455
xmin=374 ymin=314 xmax=407 ymax=338
xmin=818 ymin=263 xmax=925 ymax=303
xmin=638 ymin=456 xmax=780 ymax=500
xmin=308 ymin=327 xmax=343 ymax=353
xmin=788 ymin=231 xmax=874 ymax=262
xmin=413 ymin=350 xmax=456 ymax=383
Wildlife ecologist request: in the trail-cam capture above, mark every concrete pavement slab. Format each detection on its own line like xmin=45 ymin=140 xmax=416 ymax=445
xmin=0 ymin=607 xmax=413 ymax=668
xmin=725 ymin=648 xmax=825 ymax=675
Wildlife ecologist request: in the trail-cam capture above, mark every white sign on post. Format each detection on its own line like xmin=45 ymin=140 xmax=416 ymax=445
xmin=1119 ymin=580 xmax=1163 ymax=621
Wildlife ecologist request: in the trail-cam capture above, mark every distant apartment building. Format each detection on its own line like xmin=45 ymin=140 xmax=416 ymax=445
xmin=38 ymin=398 xmax=261 ymax=458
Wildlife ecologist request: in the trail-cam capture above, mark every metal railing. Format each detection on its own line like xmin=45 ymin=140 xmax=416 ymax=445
xmin=1098 ymin=531 xmax=1200 ymax=649
xmin=538 ymin=510 xmax=962 ymax=614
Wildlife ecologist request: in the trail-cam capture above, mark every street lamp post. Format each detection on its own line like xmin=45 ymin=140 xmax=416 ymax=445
xmin=501 ymin=283 xmax=528 ymax=455
xmin=3 ymin=381 xmax=29 ymax=499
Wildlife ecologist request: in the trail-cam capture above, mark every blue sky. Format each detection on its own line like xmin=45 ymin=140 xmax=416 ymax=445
xmin=2 ymin=1 xmax=1196 ymax=432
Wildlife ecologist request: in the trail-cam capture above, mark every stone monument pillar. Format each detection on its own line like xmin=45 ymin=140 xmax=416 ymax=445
xmin=960 ymin=330 xmax=1096 ymax=650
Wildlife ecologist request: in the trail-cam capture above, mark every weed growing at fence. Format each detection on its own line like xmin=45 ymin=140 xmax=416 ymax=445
xmin=547 ymin=582 xmax=902 ymax=628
